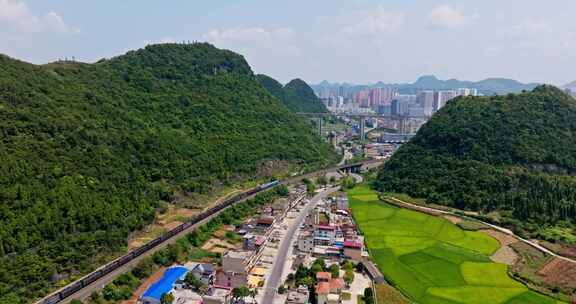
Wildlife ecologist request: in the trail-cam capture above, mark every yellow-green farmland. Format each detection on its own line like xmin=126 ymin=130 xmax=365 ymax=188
xmin=348 ymin=185 xmax=561 ymax=304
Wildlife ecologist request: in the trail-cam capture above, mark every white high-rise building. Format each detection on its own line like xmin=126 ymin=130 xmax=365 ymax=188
xmin=433 ymin=91 xmax=457 ymax=112
xmin=455 ymin=88 xmax=478 ymax=97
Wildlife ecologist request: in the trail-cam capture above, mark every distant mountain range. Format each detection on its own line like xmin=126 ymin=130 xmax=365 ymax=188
xmin=562 ymin=80 xmax=576 ymax=93
xmin=312 ymin=75 xmax=541 ymax=96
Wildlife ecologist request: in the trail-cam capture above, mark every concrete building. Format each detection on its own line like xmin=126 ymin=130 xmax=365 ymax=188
xmin=215 ymin=271 xmax=248 ymax=289
xmin=343 ymin=240 xmax=364 ymax=261
xmin=286 ymin=285 xmax=310 ymax=304
xmin=433 ymin=90 xmax=457 ymax=112
xmin=203 ymin=286 xmax=232 ymax=304
xmin=298 ymin=231 xmax=314 ymax=253
xmin=417 ymin=91 xmax=435 ymax=116
xmin=191 ymin=263 xmax=215 ymax=285
xmin=222 ymin=251 xmax=252 ymax=273
xmin=314 ymin=225 xmax=336 ymax=245
xmin=456 ymin=88 xmax=478 ymax=97
xmin=216 ymin=250 xmax=256 ymax=288
xmin=364 ymin=261 xmax=385 ymax=283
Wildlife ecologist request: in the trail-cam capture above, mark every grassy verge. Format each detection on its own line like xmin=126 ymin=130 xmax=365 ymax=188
xmin=375 ymin=283 xmax=410 ymax=304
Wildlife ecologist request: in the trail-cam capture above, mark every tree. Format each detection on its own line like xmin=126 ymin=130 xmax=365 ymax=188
xmin=233 ymin=286 xmax=250 ymax=302
xmin=184 ymin=272 xmax=204 ymax=291
xmin=278 ymin=285 xmax=287 ymax=294
xmin=249 ymin=288 xmax=258 ymax=303
xmin=306 ymin=182 xmax=316 ymax=195
xmin=329 ymin=264 xmax=340 ymax=278
xmin=363 ymin=287 xmax=374 ymax=304
xmin=313 ymin=258 xmax=327 ymax=270
xmin=161 ymin=293 xmax=174 ymax=304
xmin=355 ymin=262 xmax=365 ymax=273
xmin=344 ymin=269 xmax=354 ymax=286
xmin=70 ymin=300 xmax=83 ymax=304
xmin=317 ymin=175 xmax=328 ymax=186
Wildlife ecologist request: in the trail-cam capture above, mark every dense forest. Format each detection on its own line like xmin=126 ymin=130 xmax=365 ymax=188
xmin=376 ymin=86 xmax=576 ymax=234
xmin=0 ymin=43 xmax=337 ymax=303
xmin=257 ymin=74 xmax=328 ymax=113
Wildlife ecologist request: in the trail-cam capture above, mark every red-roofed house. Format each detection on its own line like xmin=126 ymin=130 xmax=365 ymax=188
xmin=257 ymin=216 xmax=274 ymax=227
xmin=329 ymin=278 xmax=344 ymax=294
xmin=316 ymin=272 xmax=331 ymax=283
xmin=343 ymin=240 xmax=364 ymax=261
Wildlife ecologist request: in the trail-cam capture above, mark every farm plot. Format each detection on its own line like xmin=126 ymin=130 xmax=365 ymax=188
xmin=348 ymin=185 xmax=562 ymax=304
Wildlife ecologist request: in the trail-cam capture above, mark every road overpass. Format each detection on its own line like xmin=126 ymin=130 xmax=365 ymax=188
xmin=296 ymin=112 xmax=426 ymax=140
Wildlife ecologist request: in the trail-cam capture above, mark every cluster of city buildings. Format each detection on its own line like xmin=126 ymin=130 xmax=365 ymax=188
xmin=318 ymin=86 xmax=479 ymax=118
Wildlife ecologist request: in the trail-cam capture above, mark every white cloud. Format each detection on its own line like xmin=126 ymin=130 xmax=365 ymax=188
xmin=0 ymin=0 xmax=74 ymax=33
xmin=428 ymin=5 xmax=474 ymax=29
xmin=343 ymin=8 xmax=404 ymax=35
xmin=203 ymin=27 xmax=294 ymax=44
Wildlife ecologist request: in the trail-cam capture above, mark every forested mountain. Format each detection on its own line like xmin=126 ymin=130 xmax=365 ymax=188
xmin=376 ymin=86 xmax=576 ymax=233
xmin=257 ymin=75 xmax=328 ymax=113
xmin=0 ymin=43 xmax=336 ymax=303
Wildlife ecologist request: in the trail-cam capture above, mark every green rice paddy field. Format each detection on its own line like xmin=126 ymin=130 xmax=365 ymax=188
xmin=348 ymin=185 xmax=562 ymax=304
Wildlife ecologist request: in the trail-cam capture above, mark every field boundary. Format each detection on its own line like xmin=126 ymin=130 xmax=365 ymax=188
xmin=382 ymin=195 xmax=576 ymax=265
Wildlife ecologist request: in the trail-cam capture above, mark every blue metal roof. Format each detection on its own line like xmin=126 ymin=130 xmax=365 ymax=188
xmin=142 ymin=266 xmax=189 ymax=300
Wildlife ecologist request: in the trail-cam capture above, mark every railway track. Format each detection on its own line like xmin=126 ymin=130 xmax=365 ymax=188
xmin=36 ymin=160 xmax=382 ymax=304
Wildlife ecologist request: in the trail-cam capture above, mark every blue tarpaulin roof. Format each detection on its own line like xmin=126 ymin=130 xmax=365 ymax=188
xmin=142 ymin=266 xmax=189 ymax=300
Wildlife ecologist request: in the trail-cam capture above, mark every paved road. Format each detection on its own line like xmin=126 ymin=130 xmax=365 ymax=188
xmin=386 ymin=196 xmax=576 ymax=264
xmin=37 ymin=160 xmax=383 ymax=304
xmin=262 ymin=186 xmax=340 ymax=304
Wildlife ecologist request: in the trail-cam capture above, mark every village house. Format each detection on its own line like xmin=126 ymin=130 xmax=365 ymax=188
xmin=191 ymin=263 xmax=215 ymax=285
xmin=203 ymin=286 xmax=232 ymax=304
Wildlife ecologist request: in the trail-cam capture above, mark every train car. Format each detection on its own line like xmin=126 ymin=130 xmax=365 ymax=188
xmin=258 ymin=180 xmax=279 ymax=190
xmin=59 ymin=281 xmax=82 ymax=298
xmin=132 ymin=244 xmax=148 ymax=257
xmin=148 ymin=237 xmax=162 ymax=247
xmin=46 ymin=178 xmax=285 ymax=304
xmin=118 ymin=254 xmax=133 ymax=265
xmin=42 ymin=293 xmax=61 ymax=304
xmin=82 ymin=270 xmax=103 ymax=287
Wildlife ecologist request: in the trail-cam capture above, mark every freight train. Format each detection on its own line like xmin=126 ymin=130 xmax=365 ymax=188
xmin=39 ymin=180 xmax=279 ymax=304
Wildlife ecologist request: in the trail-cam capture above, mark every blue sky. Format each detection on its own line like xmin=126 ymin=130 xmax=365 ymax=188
xmin=1 ymin=0 xmax=575 ymax=85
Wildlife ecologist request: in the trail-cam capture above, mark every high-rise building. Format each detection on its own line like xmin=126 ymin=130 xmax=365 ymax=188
xmin=338 ymin=86 xmax=345 ymax=98
xmin=455 ymin=88 xmax=478 ymax=97
xmin=356 ymin=90 xmax=370 ymax=108
xmin=391 ymin=95 xmax=415 ymax=116
xmin=417 ymin=91 xmax=435 ymax=116
xmin=433 ymin=90 xmax=457 ymax=112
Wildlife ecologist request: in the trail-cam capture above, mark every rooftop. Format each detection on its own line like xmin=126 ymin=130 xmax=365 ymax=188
xmin=317 ymin=224 xmax=335 ymax=230
xmin=343 ymin=241 xmax=362 ymax=249
xmin=224 ymin=250 xmax=251 ymax=260
xmin=142 ymin=266 xmax=188 ymax=300
xmin=316 ymin=272 xmax=331 ymax=281
xmin=330 ymin=278 xmax=344 ymax=290
xmin=316 ymin=282 xmax=330 ymax=295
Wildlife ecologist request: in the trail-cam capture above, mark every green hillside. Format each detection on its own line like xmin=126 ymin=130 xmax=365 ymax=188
xmin=376 ymin=86 xmax=576 ymax=237
xmin=0 ymin=43 xmax=336 ymax=303
xmin=257 ymin=75 xmax=328 ymax=113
